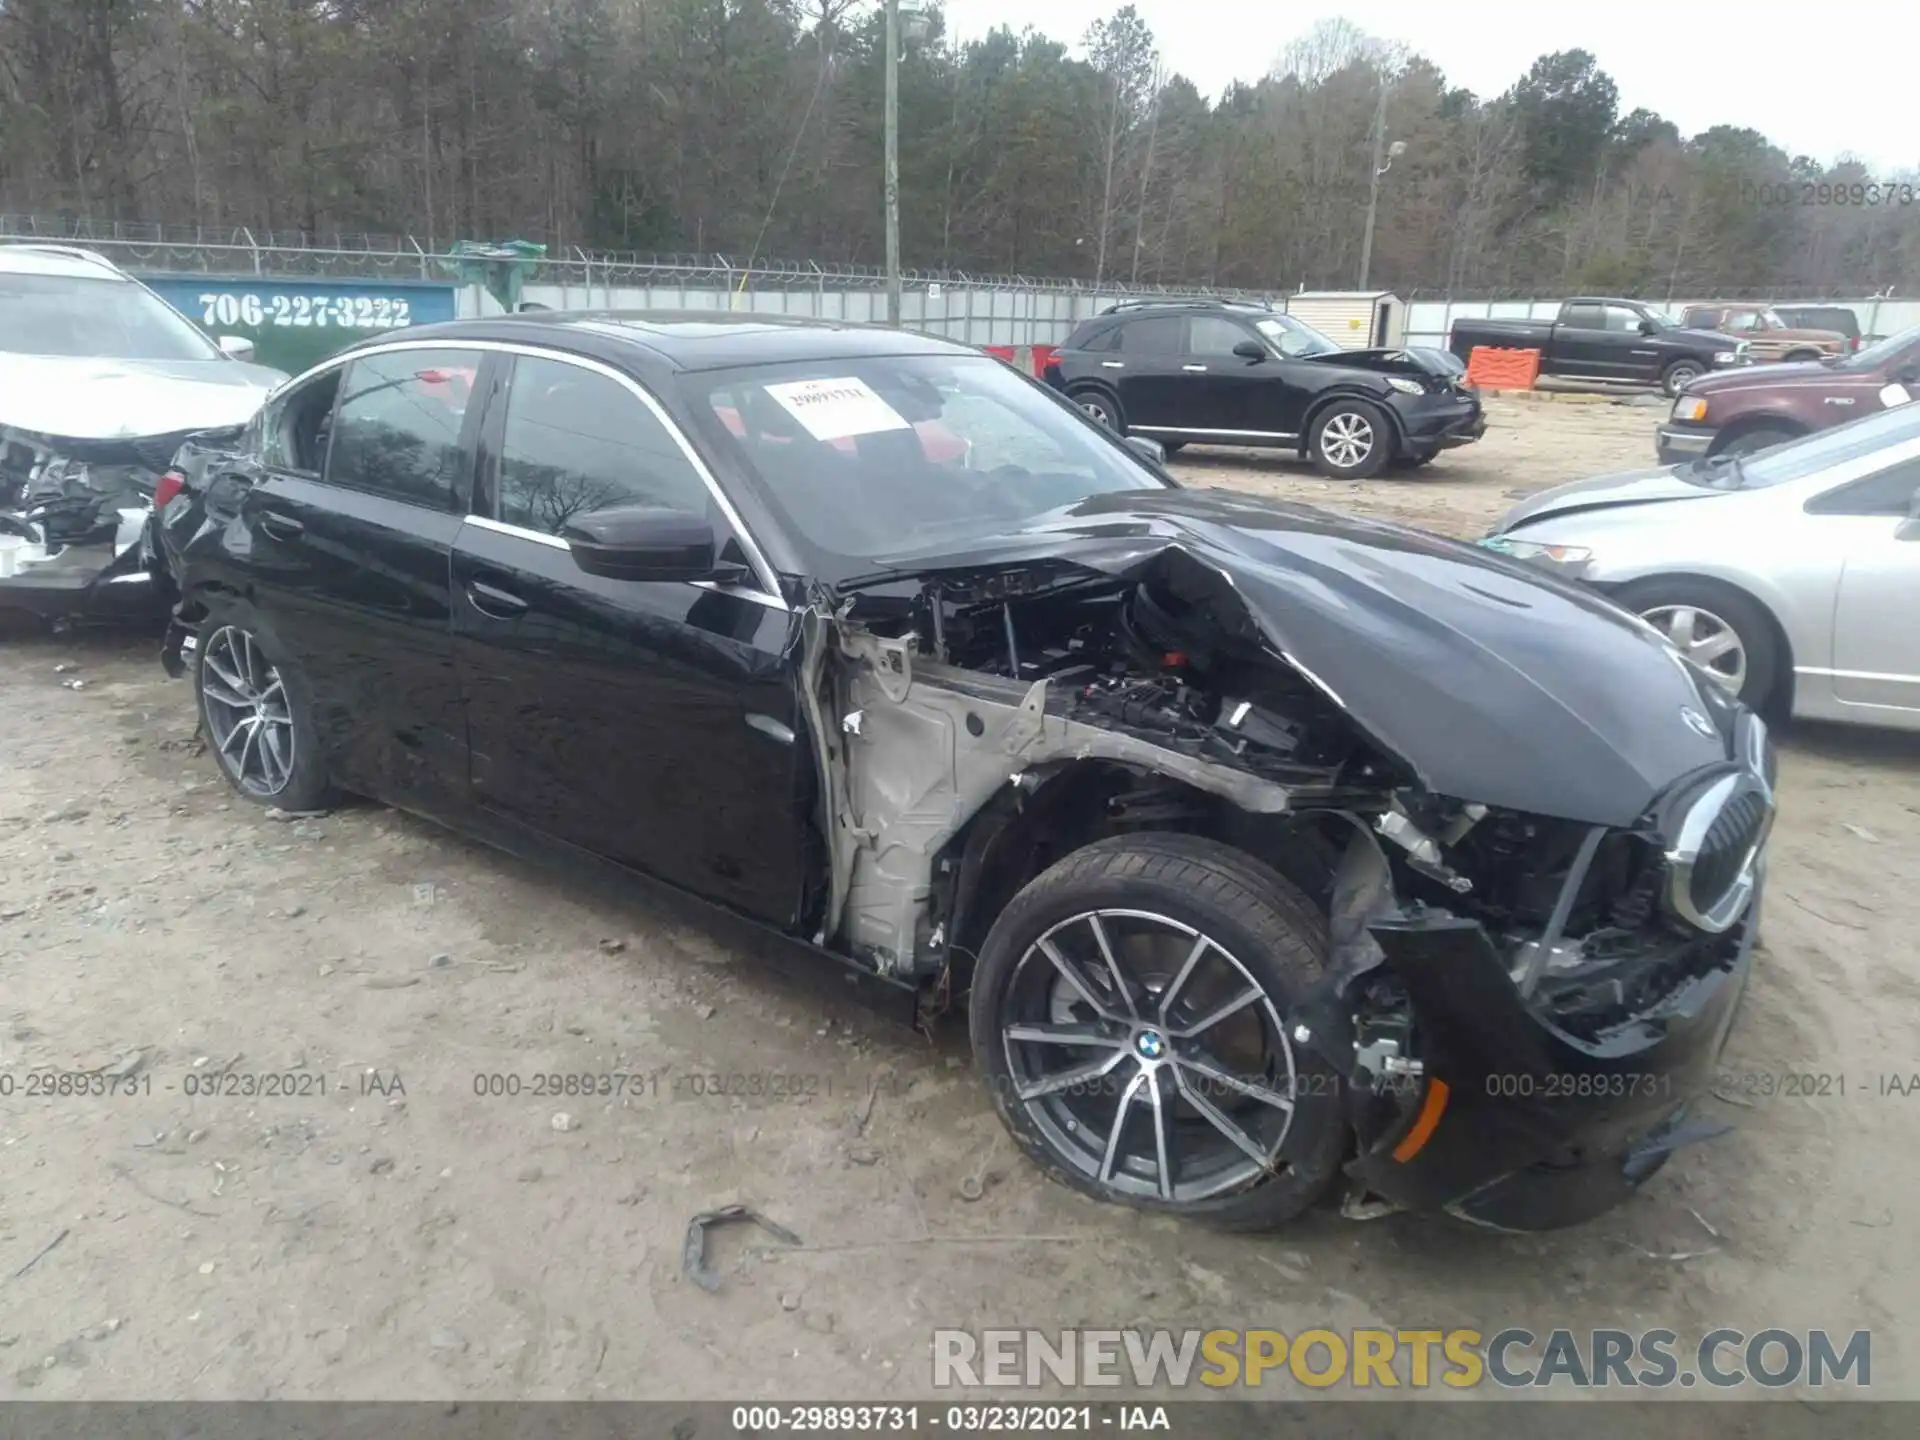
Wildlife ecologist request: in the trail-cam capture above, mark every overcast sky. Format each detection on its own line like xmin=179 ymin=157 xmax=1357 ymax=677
xmin=940 ymin=0 xmax=1914 ymax=173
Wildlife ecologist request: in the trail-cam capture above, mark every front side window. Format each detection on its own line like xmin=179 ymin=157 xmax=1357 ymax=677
xmin=0 ymin=272 xmax=223 ymax=361
xmin=496 ymin=357 xmax=711 ymax=534
xmin=1256 ymin=315 xmax=1340 ymax=358
xmin=1720 ymin=311 xmax=1762 ymax=333
xmin=325 ymin=348 xmax=481 ymax=510
xmin=1602 ymin=305 xmax=1645 ymax=333
xmin=689 ymin=354 xmax=1167 ymax=569
xmin=1187 ymin=315 xmax=1256 ymax=357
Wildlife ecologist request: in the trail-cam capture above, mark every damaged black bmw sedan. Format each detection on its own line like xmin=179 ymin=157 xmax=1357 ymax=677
xmin=158 ymin=314 xmax=1773 ymax=1232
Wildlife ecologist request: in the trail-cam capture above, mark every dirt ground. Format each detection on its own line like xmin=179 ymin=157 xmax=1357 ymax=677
xmin=4 ymin=396 xmax=1919 ymax=1404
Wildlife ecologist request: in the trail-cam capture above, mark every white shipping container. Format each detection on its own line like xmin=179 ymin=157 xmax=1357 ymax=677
xmin=1283 ymin=290 xmax=1405 ymax=350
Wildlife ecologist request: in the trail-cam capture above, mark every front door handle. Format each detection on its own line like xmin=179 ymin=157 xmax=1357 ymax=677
xmin=256 ymin=511 xmax=304 ymax=541
xmin=1181 ymin=364 xmax=1208 ymax=373
xmin=465 ymin=577 xmax=529 ymax=618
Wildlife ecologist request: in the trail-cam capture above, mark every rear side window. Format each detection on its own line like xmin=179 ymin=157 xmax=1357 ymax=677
xmin=1562 ymin=303 xmax=1604 ymax=329
xmin=1681 ymin=307 xmax=1720 ymax=328
xmin=496 ymin=356 xmax=711 ymax=535
xmin=326 ymin=348 xmax=480 ymax=510
xmin=1118 ymin=316 xmax=1183 ymax=354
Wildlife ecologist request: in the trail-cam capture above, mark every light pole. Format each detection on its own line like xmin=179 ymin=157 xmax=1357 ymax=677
xmin=884 ymin=0 xmax=901 ymax=326
xmin=1357 ymin=79 xmax=1406 ymax=291
xmin=884 ymin=1 xmax=929 ymax=327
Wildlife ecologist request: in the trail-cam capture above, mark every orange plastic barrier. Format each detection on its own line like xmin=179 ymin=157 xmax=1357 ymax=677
xmin=1031 ymin=344 xmax=1059 ymax=376
xmin=1464 ymin=346 xmax=1542 ymax=390
xmin=984 ymin=345 xmax=1018 ymax=365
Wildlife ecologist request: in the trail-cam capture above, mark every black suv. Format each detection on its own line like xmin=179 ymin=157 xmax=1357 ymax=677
xmin=1043 ymin=299 xmax=1485 ymax=478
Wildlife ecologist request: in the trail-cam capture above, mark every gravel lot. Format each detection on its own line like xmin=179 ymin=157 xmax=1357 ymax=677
xmin=3 ymin=396 xmax=1918 ymax=1403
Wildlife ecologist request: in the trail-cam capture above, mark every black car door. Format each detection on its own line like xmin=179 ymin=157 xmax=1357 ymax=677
xmin=233 ymin=344 xmax=481 ymax=809
xmin=451 ymin=350 xmax=808 ymax=928
xmin=1110 ymin=314 xmax=1190 ymax=433
xmin=1182 ymin=314 xmax=1301 ymax=438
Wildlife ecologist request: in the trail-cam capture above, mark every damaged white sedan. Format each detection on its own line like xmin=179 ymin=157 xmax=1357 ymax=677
xmin=0 ymin=243 xmax=284 ymax=623
xmin=159 ymin=314 xmax=1773 ymax=1232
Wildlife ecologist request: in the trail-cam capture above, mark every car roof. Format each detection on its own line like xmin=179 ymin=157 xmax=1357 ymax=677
xmin=0 ymin=243 xmax=130 ymax=280
xmin=351 ymin=310 xmax=982 ymax=373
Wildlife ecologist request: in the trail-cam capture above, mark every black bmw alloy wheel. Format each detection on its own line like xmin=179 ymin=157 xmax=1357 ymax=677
xmin=971 ymin=833 xmax=1346 ymax=1229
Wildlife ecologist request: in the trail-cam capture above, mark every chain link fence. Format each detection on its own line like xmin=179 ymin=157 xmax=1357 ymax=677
xmin=4 ymin=214 xmax=1908 ymax=348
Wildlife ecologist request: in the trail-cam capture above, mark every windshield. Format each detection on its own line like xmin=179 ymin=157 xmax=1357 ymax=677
xmin=1256 ymin=315 xmax=1341 ymax=358
xmin=1838 ymin=324 xmax=1920 ymax=372
xmin=688 ymin=355 xmax=1168 ymax=568
xmin=0 ymin=272 xmax=223 ymax=360
xmin=1687 ymin=400 xmax=1920 ymax=489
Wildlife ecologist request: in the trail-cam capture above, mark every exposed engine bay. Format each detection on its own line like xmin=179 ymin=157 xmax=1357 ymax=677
xmin=0 ymin=425 xmax=183 ymax=602
xmin=808 ymin=548 xmax=1761 ymax=1072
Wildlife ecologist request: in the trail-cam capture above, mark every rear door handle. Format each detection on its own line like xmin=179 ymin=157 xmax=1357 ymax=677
xmin=256 ymin=511 xmax=303 ymax=541
xmin=465 ymin=577 xmax=529 ymax=618
xmin=1181 ymin=364 xmax=1208 ymax=372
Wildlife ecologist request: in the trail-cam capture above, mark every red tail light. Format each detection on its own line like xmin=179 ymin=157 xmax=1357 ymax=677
xmin=152 ymin=471 xmax=186 ymax=511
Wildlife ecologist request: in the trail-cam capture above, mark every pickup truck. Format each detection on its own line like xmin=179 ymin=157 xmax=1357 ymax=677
xmin=1448 ymin=297 xmax=1748 ymax=397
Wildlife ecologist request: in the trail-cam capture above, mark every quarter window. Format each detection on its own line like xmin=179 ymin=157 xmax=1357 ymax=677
xmin=325 ymin=348 xmax=480 ymax=509
xmin=1805 ymin=457 xmax=1920 ymax=516
xmin=496 ymin=357 xmax=711 ymax=534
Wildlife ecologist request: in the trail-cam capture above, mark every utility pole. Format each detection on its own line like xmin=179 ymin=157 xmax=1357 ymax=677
xmin=884 ymin=0 xmax=902 ymax=327
xmin=1357 ymin=79 xmax=1389 ymax=291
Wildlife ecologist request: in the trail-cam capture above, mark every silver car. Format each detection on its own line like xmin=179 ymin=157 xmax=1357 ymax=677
xmin=1482 ymin=402 xmax=1920 ymax=731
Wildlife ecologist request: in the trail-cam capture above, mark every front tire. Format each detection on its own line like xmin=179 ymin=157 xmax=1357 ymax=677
xmin=1308 ymin=400 xmax=1392 ymax=479
xmin=1069 ymin=385 xmax=1125 ymax=433
xmin=1661 ymin=361 xmax=1704 ymax=397
xmin=1712 ymin=426 xmax=1797 ymax=459
xmin=194 ymin=605 xmax=332 ymax=810
xmin=1614 ymin=576 xmax=1780 ymax=709
xmin=969 ymin=833 xmax=1347 ymax=1230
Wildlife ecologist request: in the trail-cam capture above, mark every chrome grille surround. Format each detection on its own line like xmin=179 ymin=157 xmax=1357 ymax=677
xmin=1664 ymin=714 xmax=1775 ymax=933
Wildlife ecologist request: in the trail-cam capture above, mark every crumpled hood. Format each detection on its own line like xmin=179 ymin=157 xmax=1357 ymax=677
xmin=860 ymin=487 xmax=1729 ymax=827
xmin=0 ymin=354 xmax=285 ymax=440
xmin=1494 ymin=465 xmax=1717 ymax=531
xmin=1300 ymin=346 xmax=1458 ymax=379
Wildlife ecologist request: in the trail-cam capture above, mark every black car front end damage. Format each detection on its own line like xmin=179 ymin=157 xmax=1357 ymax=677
xmin=821 ymin=488 xmax=1771 ymax=1231
xmin=0 ymin=426 xmax=194 ymax=623
xmin=1305 ymin=347 xmax=1487 ymax=453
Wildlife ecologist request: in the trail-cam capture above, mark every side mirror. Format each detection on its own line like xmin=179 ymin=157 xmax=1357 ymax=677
xmin=1124 ymin=435 xmax=1167 ymax=466
xmin=561 ymin=505 xmax=741 ymax=584
xmin=217 ymin=335 xmax=257 ymax=361
xmin=1231 ymin=339 xmax=1268 ymax=362
xmin=1638 ymin=319 xmax=1658 ymax=336
xmin=1893 ymin=367 xmax=1919 ymax=386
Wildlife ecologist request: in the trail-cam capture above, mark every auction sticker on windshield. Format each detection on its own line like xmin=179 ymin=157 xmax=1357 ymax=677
xmin=765 ymin=376 xmax=912 ymax=441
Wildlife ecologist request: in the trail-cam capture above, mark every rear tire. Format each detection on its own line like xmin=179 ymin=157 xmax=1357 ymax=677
xmin=1661 ymin=361 xmax=1704 ymax=397
xmin=1069 ymin=386 xmax=1125 ymax=433
xmin=1614 ymin=576 xmax=1780 ymax=710
xmin=1308 ymin=399 xmax=1392 ymax=479
xmin=193 ymin=601 xmax=333 ymax=812
xmin=969 ymin=832 xmax=1347 ymax=1231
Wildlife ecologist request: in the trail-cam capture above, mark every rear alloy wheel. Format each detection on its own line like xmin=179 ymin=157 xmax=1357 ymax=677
xmin=1662 ymin=361 xmax=1704 ymax=397
xmin=971 ymin=833 xmax=1346 ymax=1229
xmin=194 ymin=616 xmax=332 ymax=810
xmin=1617 ymin=577 xmax=1779 ymax=709
xmin=1308 ymin=401 xmax=1391 ymax=479
xmin=1071 ymin=387 xmax=1124 ymax=432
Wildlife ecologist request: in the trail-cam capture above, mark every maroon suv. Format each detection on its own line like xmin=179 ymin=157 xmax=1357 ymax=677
xmin=1656 ymin=325 xmax=1920 ymax=463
